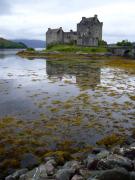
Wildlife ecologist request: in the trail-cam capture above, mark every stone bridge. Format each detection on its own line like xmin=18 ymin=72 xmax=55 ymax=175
xmin=108 ymin=46 xmax=135 ymax=58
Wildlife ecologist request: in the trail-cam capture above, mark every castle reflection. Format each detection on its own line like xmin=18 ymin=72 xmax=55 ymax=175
xmin=46 ymin=60 xmax=101 ymax=90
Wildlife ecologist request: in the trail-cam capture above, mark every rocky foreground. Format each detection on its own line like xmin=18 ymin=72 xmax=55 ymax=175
xmin=5 ymin=135 xmax=135 ymax=180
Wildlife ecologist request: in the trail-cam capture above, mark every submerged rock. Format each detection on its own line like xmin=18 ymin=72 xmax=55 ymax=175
xmin=20 ymin=153 xmax=39 ymax=169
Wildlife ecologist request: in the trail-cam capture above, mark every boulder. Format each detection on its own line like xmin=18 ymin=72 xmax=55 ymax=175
xmin=20 ymin=153 xmax=39 ymax=169
xmin=55 ymin=168 xmax=75 ymax=180
xmin=63 ymin=160 xmax=81 ymax=171
xmin=45 ymin=160 xmax=55 ymax=176
xmin=85 ymin=154 xmax=98 ymax=170
xmin=130 ymin=171 xmax=135 ymax=180
xmin=5 ymin=175 xmax=14 ymax=180
xmin=96 ymin=150 xmax=110 ymax=159
xmin=71 ymin=174 xmax=84 ymax=180
xmin=20 ymin=164 xmax=48 ymax=180
xmin=96 ymin=168 xmax=130 ymax=180
xmin=97 ymin=154 xmax=133 ymax=171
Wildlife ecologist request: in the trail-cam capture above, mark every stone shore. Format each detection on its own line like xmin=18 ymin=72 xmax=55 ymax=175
xmin=5 ymin=135 xmax=135 ymax=180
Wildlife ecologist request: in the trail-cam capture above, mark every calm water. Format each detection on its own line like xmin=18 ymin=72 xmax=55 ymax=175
xmin=0 ymin=49 xmax=135 ymax=176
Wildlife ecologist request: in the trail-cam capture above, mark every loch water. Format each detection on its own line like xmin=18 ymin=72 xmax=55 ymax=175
xmin=0 ymin=49 xmax=135 ymax=176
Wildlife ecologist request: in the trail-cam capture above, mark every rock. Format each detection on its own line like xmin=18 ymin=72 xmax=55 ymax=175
xmin=85 ymin=154 xmax=98 ymax=170
xmin=96 ymin=150 xmax=110 ymax=159
xmin=79 ymin=169 xmax=92 ymax=179
xmin=20 ymin=153 xmax=39 ymax=169
xmin=55 ymin=168 xmax=75 ymax=180
xmin=5 ymin=175 xmax=14 ymax=180
xmin=19 ymin=164 xmax=48 ymax=180
xmin=44 ymin=156 xmax=55 ymax=162
xmin=92 ymin=148 xmax=106 ymax=154
xmin=125 ymin=137 xmax=135 ymax=145
xmin=71 ymin=174 xmax=83 ymax=180
xmin=19 ymin=168 xmax=37 ymax=180
xmin=97 ymin=154 xmax=133 ymax=171
xmin=63 ymin=160 xmax=81 ymax=171
xmin=45 ymin=160 xmax=55 ymax=176
xmin=47 ymin=159 xmax=57 ymax=166
xmin=5 ymin=169 xmax=28 ymax=179
xmin=117 ymin=144 xmax=135 ymax=160
xmin=130 ymin=142 xmax=135 ymax=148
xmin=12 ymin=168 xmax=28 ymax=179
xmin=96 ymin=168 xmax=130 ymax=180
xmin=130 ymin=172 xmax=135 ymax=180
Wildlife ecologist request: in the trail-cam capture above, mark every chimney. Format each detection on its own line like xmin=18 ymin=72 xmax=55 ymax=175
xmin=94 ymin=14 xmax=98 ymax=18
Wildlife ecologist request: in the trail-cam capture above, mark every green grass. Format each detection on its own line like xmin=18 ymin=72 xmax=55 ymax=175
xmin=45 ymin=44 xmax=108 ymax=53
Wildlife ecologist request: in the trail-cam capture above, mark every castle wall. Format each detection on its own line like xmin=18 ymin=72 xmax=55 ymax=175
xmin=77 ymin=37 xmax=98 ymax=47
xmin=46 ymin=28 xmax=64 ymax=47
xmin=64 ymin=31 xmax=77 ymax=44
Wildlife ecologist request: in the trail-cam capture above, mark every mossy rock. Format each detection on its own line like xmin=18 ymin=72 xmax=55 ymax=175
xmin=44 ymin=151 xmax=71 ymax=165
xmin=96 ymin=134 xmax=125 ymax=147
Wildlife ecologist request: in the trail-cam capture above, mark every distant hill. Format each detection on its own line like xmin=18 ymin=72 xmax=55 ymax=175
xmin=0 ymin=38 xmax=27 ymax=49
xmin=13 ymin=39 xmax=45 ymax=48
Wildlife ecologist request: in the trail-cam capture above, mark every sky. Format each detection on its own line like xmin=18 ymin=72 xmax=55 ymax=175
xmin=0 ymin=0 xmax=135 ymax=43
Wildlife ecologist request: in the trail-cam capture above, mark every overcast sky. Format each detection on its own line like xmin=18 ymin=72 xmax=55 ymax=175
xmin=0 ymin=0 xmax=135 ymax=43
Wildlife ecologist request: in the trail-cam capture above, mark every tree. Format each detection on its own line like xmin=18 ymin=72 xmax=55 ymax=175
xmin=116 ymin=40 xmax=132 ymax=47
xmin=98 ymin=40 xmax=107 ymax=47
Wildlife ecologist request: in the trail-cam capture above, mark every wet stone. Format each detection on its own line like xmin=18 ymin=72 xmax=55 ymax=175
xmin=45 ymin=160 xmax=55 ymax=176
xmin=95 ymin=168 xmax=130 ymax=180
xmin=85 ymin=154 xmax=98 ymax=170
xmin=63 ymin=160 xmax=81 ymax=171
xmin=20 ymin=153 xmax=39 ymax=169
xmin=97 ymin=154 xmax=133 ymax=171
xmin=5 ymin=169 xmax=28 ymax=180
xmin=5 ymin=175 xmax=15 ymax=180
xmin=96 ymin=150 xmax=110 ymax=159
xmin=130 ymin=171 xmax=135 ymax=180
xmin=55 ymin=168 xmax=75 ymax=180
xmin=71 ymin=174 xmax=84 ymax=180
xmin=19 ymin=164 xmax=48 ymax=180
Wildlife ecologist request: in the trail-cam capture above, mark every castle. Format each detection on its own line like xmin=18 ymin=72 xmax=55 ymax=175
xmin=46 ymin=15 xmax=103 ymax=47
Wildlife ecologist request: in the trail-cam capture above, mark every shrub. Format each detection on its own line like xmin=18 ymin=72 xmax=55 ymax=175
xmin=116 ymin=40 xmax=132 ymax=47
xmin=27 ymin=48 xmax=35 ymax=51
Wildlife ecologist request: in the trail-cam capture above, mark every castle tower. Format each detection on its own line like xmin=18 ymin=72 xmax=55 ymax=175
xmin=77 ymin=15 xmax=103 ymax=46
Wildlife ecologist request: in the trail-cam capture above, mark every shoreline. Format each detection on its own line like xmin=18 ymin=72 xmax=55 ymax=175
xmin=5 ymin=134 xmax=135 ymax=180
xmin=17 ymin=50 xmax=121 ymax=60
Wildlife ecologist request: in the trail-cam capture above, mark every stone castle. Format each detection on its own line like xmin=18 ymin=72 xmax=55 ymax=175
xmin=46 ymin=15 xmax=103 ymax=47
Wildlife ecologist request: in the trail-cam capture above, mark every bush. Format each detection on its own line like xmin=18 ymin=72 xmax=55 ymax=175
xmin=116 ymin=40 xmax=132 ymax=47
xmin=27 ymin=48 xmax=35 ymax=51
xmin=98 ymin=40 xmax=107 ymax=47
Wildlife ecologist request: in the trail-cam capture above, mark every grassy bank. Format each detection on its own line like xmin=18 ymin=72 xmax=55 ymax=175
xmin=45 ymin=44 xmax=108 ymax=53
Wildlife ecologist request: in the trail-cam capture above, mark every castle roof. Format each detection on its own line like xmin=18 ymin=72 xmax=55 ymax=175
xmin=47 ymin=27 xmax=63 ymax=33
xmin=79 ymin=15 xmax=102 ymax=24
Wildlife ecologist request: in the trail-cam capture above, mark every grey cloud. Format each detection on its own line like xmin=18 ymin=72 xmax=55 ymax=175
xmin=0 ymin=0 xmax=11 ymax=15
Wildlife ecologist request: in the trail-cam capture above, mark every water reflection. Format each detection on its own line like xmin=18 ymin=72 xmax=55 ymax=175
xmin=46 ymin=60 xmax=101 ymax=90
